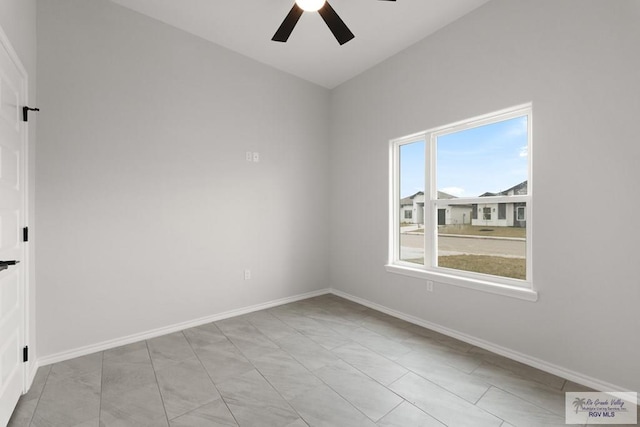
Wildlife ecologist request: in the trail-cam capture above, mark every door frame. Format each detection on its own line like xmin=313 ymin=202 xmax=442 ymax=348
xmin=0 ymin=22 xmax=32 ymax=395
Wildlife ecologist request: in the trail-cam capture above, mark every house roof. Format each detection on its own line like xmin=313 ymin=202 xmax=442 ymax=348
xmin=400 ymin=191 xmax=423 ymax=206
xmin=400 ymin=183 xmax=527 ymax=204
xmin=400 ymin=190 xmax=457 ymax=206
xmin=479 ymin=181 xmax=527 ymax=197
xmin=437 ymin=191 xmax=457 ymax=200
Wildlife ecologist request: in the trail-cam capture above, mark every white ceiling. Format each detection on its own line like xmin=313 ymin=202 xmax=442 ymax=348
xmin=109 ymin=0 xmax=489 ymax=88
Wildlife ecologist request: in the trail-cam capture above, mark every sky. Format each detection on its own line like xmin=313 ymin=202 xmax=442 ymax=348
xmin=399 ymin=115 xmax=528 ymax=198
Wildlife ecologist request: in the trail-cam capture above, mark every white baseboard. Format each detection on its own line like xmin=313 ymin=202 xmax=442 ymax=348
xmin=25 ymin=360 xmax=40 ymax=392
xmin=37 ymin=288 xmax=330 ymax=367
xmin=330 ymin=288 xmax=638 ymax=406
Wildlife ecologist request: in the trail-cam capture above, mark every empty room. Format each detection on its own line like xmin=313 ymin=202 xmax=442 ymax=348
xmin=0 ymin=0 xmax=638 ymax=426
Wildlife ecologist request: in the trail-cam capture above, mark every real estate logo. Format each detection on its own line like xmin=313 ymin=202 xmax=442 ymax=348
xmin=566 ymin=392 xmax=637 ymax=424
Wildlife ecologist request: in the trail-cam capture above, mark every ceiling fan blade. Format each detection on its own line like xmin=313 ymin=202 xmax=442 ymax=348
xmin=272 ymin=4 xmax=304 ymax=42
xmin=317 ymin=2 xmax=354 ymax=45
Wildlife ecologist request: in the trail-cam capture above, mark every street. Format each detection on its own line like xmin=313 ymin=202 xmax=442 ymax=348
xmin=400 ymin=233 xmax=525 ymax=258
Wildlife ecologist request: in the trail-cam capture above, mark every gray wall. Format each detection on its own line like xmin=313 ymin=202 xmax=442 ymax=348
xmin=0 ymin=0 xmax=37 ymax=374
xmin=329 ymin=0 xmax=640 ymax=391
xmin=32 ymin=0 xmax=640 ymax=393
xmin=36 ymin=0 xmax=330 ymax=357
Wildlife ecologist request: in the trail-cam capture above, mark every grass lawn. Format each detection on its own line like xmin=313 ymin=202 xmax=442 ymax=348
xmin=404 ymin=255 xmax=526 ymax=280
xmin=439 ymin=255 xmax=526 ymax=280
xmin=402 ymin=224 xmax=525 ymax=238
xmin=438 ymin=225 xmax=525 ymax=238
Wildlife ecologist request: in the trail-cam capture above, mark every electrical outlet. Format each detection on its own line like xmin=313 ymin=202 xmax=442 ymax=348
xmin=244 ymin=269 xmax=251 ymax=280
xmin=252 ymin=152 xmax=260 ymax=163
xmin=246 ymin=151 xmax=253 ymax=162
xmin=426 ymin=280 xmax=434 ymax=292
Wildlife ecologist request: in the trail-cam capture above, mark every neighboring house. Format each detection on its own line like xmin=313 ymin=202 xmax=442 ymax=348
xmin=471 ymin=181 xmax=527 ymax=228
xmin=400 ymin=191 xmax=472 ymax=226
xmin=400 ymin=191 xmax=424 ymax=224
xmin=436 ymin=191 xmax=472 ymax=226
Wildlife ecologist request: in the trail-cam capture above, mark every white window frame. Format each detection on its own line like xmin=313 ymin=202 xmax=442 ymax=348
xmin=387 ymin=104 xmax=537 ymax=301
xmin=517 ymin=206 xmax=526 ymax=221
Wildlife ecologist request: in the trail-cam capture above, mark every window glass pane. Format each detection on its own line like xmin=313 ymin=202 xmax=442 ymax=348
xmin=436 ymin=116 xmax=528 ymax=198
xmin=399 ymin=140 xmax=425 ymax=265
xmin=437 ymin=202 xmax=527 ymax=280
xmin=483 ymin=207 xmax=492 ymax=220
xmin=434 ymin=114 xmax=529 ymax=281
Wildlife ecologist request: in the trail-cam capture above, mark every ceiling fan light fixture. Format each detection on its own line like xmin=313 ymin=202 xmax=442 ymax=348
xmin=274 ymin=0 xmax=392 ymax=45
xmin=295 ymin=0 xmax=326 ymax=12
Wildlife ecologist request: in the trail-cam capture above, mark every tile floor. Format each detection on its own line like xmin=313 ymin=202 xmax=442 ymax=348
xmin=7 ymin=294 xmax=635 ymax=426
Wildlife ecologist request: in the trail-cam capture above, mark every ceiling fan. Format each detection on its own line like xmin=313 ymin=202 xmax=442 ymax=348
xmin=272 ymin=0 xmax=396 ymax=46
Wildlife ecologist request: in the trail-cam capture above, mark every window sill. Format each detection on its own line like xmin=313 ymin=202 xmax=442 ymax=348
xmin=385 ymin=264 xmax=538 ymax=302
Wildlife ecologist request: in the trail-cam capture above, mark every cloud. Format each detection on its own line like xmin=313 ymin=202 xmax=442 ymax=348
xmin=519 ymin=145 xmax=528 ymax=157
xmin=440 ymin=187 xmax=465 ymax=197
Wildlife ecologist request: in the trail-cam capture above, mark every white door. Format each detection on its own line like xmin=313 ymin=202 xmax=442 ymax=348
xmin=0 ymin=28 xmax=27 ymax=427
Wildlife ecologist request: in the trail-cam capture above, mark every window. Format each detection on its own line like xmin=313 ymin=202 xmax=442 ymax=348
xmin=388 ymin=104 xmax=535 ymax=301
xmin=483 ymin=207 xmax=492 ymax=220
xmin=404 ymin=210 xmax=412 ymax=219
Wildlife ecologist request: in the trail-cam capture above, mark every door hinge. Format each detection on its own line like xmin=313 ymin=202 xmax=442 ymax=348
xmin=22 ymin=106 xmax=40 ymax=122
xmin=23 ymin=227 xmax=29 ymax=242
xmin=23 ymin=346 xmax=28 ymax=362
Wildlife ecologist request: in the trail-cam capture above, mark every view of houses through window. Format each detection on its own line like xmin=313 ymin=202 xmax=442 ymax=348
xmin=395 ymin=106 xmax=531 ymax=283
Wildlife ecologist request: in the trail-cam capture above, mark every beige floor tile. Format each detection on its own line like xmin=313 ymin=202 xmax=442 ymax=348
xmin=389 ymin=372 xmax=502 ymax=427
xmin=313 ymin=360 xmax=403 ymax=421
xmin=472 ymin=362 xmax=566 ymax=415
xmin=477 ymin=386 xmax=567 ymax=426
xmin=396 ymin=350 xmax=491 ymax=403
xmin=376 ymin=401 xmax=444 ymax=427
